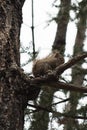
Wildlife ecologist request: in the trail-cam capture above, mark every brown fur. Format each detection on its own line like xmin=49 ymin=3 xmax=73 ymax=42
xmin=32 ymin=51 xmax=64 ymax=77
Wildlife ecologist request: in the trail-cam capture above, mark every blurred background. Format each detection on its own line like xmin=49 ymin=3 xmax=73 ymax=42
xmin=20 ymin=0 xmax=87 ymax=130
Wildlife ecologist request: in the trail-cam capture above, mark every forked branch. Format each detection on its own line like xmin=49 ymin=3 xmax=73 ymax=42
xmin=30 ymin=53 xmax=87 ymax=93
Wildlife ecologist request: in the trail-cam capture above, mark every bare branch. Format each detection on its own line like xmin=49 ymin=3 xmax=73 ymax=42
xmin=1 ymin=53 xmax=87 ymax=96
xmin=50 ymin=98 xmax=70 ymax=106
xmin=49 ymin=81 xmax=87 ymax=93
xmin=28 ymin=103 xmax=87 ymax=120
xmin=30 ymin=53 xmax=87 ymax=93
xmin=28 ymin=103 xmax=51 ymax=112
xmin=55 ymin=53 xmax=87 ymax=75
xmin=30 ymin=78 xmax=87 ymax=93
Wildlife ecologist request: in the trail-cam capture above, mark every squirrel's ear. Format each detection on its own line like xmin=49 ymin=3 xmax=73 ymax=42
xmin=54 ymin=52 xmax=59 ymax=58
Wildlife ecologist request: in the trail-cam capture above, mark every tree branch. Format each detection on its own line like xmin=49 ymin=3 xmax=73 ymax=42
xmin=30 ymin=53 xmax=87 ymax=93
xmin=49 ymin=81 xmax=87 ymax=93
xmin=55 ymin=53 xmax=87 ymax=75
xmin=28 ymin=103 xmax=87 ymax=120
xmin=30 ymin=78 xmax=87 ymax=93
xmin=1 ymin=53 xmax=86 ymax=98
xmin=50 ymin=98 xmax=70 ymax=106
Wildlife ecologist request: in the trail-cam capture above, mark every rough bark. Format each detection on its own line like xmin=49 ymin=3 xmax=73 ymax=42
xmin=0 ymin=1 xmax=25 ymax=130
xmin=0 ymin=1 xmax=40 ymax=130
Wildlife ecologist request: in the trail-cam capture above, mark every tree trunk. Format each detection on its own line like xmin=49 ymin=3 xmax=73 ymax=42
xmin=53 ymin=0 xmax=71 ymax=52
xmin=0 ymin=1 xmax=25 ymax=130
xmin=63 ymin=2 xmax=87 ymax=129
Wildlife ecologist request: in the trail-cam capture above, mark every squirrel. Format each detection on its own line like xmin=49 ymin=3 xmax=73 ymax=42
xmin=32 ymin=51 xmax=64 ymax=77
